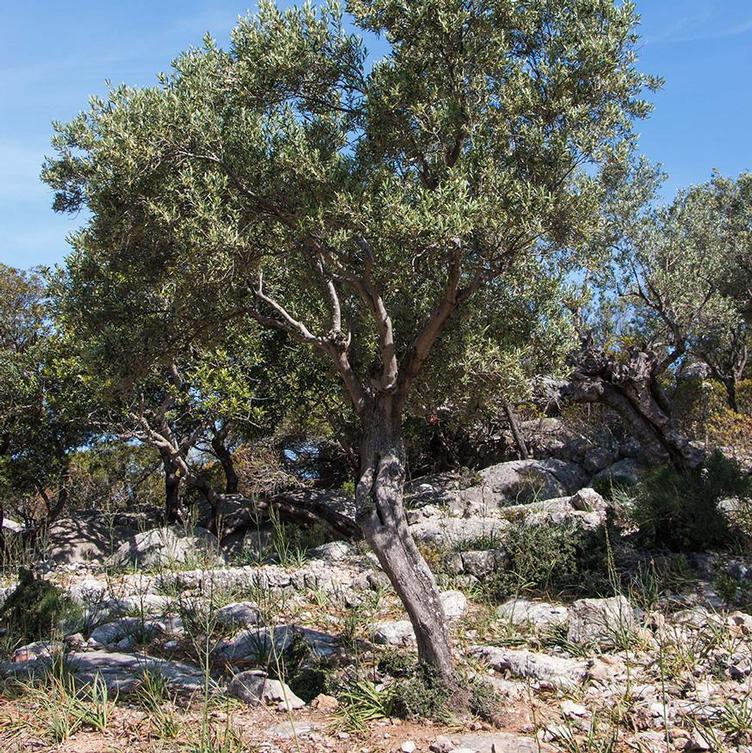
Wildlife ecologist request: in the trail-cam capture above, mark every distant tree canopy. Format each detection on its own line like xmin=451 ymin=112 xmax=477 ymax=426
xmin=0 ymin=266 xmax=94 ymax=532
xmin=550 ymin=167 xmax=751 ymax=469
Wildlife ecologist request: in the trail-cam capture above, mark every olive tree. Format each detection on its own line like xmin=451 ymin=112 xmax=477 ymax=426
xmin=44 ymin=0 xmax=655 ymax=682
xmin=693 ymin=173 xmax=751 ymax=412
xmin=0 ymin=265 xmax=93 ymax=545
xmin=558 ymin=167 xmax=751 ymax=469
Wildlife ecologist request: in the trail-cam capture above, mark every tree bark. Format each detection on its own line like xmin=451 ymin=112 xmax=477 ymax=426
xmin=723 ymin=377 xmax=739 ymax=414
xmin=558 ymin=347 xmax=703 ymax=470
xmin=355 ymin=399 xmax=455 ymax=686
xmin=502 ymin=400 xmax=529 ymax=459
xmin=265 ymin=490 xmax=362 ymax=540
xmin=162 ymin=455 xmax=182 ymax=524
xmin=211 ymin=429 xmax=239 ymax=494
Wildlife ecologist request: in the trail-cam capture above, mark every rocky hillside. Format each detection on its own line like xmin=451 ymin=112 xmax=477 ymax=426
xmin=1 ymin=457 xmax=751 ymax=753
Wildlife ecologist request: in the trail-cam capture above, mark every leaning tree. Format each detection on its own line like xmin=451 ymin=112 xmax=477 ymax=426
xmin=44 ymin=0 xmax=656 ymax=683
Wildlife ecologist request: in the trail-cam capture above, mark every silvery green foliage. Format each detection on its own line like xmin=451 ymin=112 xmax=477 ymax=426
xmin=584 ymin=164 xmax=750 ymax=405
xmin=43 ymin=0 xmax=655 ymax=418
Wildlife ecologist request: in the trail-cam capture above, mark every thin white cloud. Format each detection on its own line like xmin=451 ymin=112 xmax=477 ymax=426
xmin=647 ymin=13 xmax=752 ymax=44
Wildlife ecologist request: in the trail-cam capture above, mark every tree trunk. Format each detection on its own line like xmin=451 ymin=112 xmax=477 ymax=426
xmin=211 ymin=433 xmax=239 ymax=494
xmin=560 ymin=348 xmax=703 ymax=470
xmin=355 ymin=399 xmax=455 ymax=686
xmin=162 ymin=456 xmax=182 ymax=524
xmin=502 ymin=400 xmax=528 ymax=459
xmin=724 ymin=377 xmax=739 ymax=414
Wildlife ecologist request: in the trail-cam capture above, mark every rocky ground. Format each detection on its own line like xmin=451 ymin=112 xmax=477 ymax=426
xmin=1 ymin=455 xmax=751 ymax=753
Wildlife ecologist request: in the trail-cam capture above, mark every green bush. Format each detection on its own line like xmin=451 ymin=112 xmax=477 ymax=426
xmin=633 ymin=452 xmax=752 ymax=552
xmin=0 ymin=568 xmax=81 ymax=647
xmin=377 ymin=648 xmax=416 ymax=678
xmin=632 ymin=452 xmax=751 ymax=552
xmin=389 ymin=663 xmax=451 ymax=721
xmin=481 ymin=523 xmax=611 ymax=600
xmin=276 ymin=631 xmax=328 ymax=702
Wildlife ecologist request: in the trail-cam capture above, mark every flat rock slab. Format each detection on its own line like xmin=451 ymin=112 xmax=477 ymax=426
xmin=409 ymin=517 xmax=510 ymax=547
xmin=108 ymin=525 xmax=225 ymax=570
xmin=469 ymin=645 xmax=588 ymax=689
xmin=266 ymin=721 xmax=325 ymax=740
xmin=497 ymin=599 xmax=569 ymax=628
xmin=462 ymin=459 xmax=589 ymax=509
xmin=567 ymin=595 xmax=636 ymax=647
xmin=1 ymin=650 xmax=208 ymax=696
xmin=214 ymin=625 xmax=342 ymax=663
xmin=444 ymin=732 xmax=554 ymax=753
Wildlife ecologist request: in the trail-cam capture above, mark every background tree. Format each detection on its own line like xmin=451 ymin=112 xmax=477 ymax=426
xmin=559 ymin=166 xmax=751 ymax=469
xmin=44 ymin=0 xmax=656 ymax=683
xmin=0 ymin=265 xmax=94 ymax=549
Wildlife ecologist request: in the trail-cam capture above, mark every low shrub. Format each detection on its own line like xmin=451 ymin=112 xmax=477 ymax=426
xmin=631 ymin=451 xmax=751 ymax=552
xmin=377 ymin=648 xmax=416 ymax=678
xmin=0 ymin=568 xmax=81 ymax=647
xmin=480 ymin=523 xmax=611 ymax=601
xmin=388 ymin=663 xmax=451 ymax=722
xmin=468 ymin=676 xmax=502 ymax=723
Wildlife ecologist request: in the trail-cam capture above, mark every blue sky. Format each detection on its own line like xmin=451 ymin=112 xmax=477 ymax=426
xmin=1 ymin=0 xmax=750 ymax=269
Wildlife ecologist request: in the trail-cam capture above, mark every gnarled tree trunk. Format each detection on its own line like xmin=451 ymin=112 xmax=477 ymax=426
xmin=355 ymin=398 xmax=454 ymax=685
xmin=502 ymin=400 xmax=529 ymax=459
xmin=558 ymin=347 xmax=703 ymax=470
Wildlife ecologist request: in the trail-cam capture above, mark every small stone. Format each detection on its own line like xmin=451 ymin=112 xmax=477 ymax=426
xmin=728 ymin=611 xmax=752 ymax=636
xmin=560 ymin=700 xmax=589 ymax=718
xmin=63 ymin=633 xmax=85 ymax=648
xmin=372 ymin=620 xmax=415 ymax=646
xmin=312 ymin=693 xmax=339 ymax=711
xmin=401 ymin=742 xmax=417 ymax=753
xmin=440 ymin=590 xmax=467 ymax=620
xmin=13 ymin=641 xmax=64 ymax=663
xmin=230 ymin=669 xmax=306 ymax=710
xmin=685 ymin=731 xmax=712 ymax=751
xmin=430 ymin=737 xmax=454 ymax=753
xmin=569 ymin=488 xmax=607 ymax=513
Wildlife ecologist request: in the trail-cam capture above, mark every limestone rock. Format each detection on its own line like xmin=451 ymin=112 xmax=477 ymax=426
xmin=89 ymin=617 xmax=163 ymax=647
xmin=497 ymin=599 xmax=569 ymax=628
xmin=461 ymin=459 xmax=589 ymax=511
xmin=409 ymin=517 xmax=509 ymax=548
xmin=594 ymin=458 xmax=643 ymax=488
xmin=2 ymin=650 xmax=207 ymax=695
xmin=446 ymin=731 xmax=554 ymax=753
xmin=12 ymin=641 xmax=64 ymax=662
xmin=47 ymin=514 xmax=135 ymax=565
xmin=469 ymin=645 xmax=587 ymax=689
xmin=108 ymin=526 xmax=224 ymax=570
xmin=308 ymin=541 xmax=353 ymax=561
xmin=372 ymin=620 xmax=415 ymax=646
xmin=229 ymin=669 xmax=305 ymax=710
xmin=569 ymin=488 xmax=608 ymax=513
xmin=440 ymin=590 xmax=467 ymax=620
xmin=215 ymin=601 xmax=263 ymax=629
xmin=214 ymin=625 xmax=340 ymax=662
xmin=567 ymin=596 xmax=635 ymax=647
